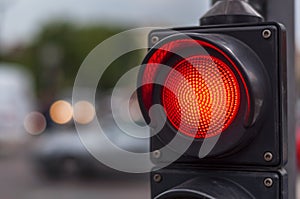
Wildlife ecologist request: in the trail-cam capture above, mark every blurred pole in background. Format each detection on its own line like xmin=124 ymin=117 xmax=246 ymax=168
xmin=211 ymin=0 xmax=296 ymax=198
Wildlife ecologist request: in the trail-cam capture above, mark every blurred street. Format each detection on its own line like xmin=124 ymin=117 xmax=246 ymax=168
xmin=0 ymin=144 xmax=150 ymax=199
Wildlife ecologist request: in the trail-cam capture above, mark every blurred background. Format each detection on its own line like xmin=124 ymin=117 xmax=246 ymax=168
xmin=0 ymin=0 xmax=298 ymax=199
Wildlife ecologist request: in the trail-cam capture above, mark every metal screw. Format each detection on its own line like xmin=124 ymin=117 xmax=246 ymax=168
xmin=153 ymin=174 xmax=162 ymax=183
xmin=262 ymin=29 xmax=272 ymax=39
xmin=264 ymin=152 xmax=273 ymax=162
xmin=264 ymin=178 xmax=273 ymax=188
xmin=151 ymin=36 xmax=159 ymax=44
xmin=152 ymin=150 xmax=161 ymax=159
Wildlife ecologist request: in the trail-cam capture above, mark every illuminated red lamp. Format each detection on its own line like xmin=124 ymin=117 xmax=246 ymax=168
xmin=138 ymin=34 xmax=268 ymax=157
xmin=162 ymin=55 xmax=240 ymax=139
xmin=139 ymin=38 xmax=243 ymax=139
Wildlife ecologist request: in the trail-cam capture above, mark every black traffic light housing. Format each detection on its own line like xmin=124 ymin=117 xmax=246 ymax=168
xmin=137 ymin=23 xmax=288 ymax=199
xmin=137 ymin=1 xmax=289 ymax=198
xmin=151 ymin=169 xmax=284 ymax=199
xmin=144 ymin=23 xmax=287 ymax=167
xmin=139 ymin=23 xmax=287 ymax=199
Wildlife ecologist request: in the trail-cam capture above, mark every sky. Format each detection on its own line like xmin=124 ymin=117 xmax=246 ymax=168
xmin=0 ymin=0 xmax=210 ymax=48
xmin=0 ymin=0 xmax=298 ymax=48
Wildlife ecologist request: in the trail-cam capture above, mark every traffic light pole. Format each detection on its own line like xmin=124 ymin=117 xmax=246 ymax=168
xmin=211 ymin=0 xmax=296 ymax=198
xmin=253 ymin=1 xmax=296 ymax=198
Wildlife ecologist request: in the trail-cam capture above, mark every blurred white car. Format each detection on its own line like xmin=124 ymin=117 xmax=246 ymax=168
xmin=32 ymin=115 xmax=149 ymax=178
xmin=0 ymin=64 xmax=35 ymax=154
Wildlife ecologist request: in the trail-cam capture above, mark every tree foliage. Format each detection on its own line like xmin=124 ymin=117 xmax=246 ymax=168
xmin=3 ymin=22 xmax=143 ymax=99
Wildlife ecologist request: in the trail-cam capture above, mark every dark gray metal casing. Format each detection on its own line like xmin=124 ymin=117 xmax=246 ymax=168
xmin=140 ymin=23 xmax=290 ymax=199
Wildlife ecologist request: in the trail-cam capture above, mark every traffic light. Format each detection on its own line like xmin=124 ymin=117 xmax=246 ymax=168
xmin=137 ymin=1 xmax=290 ymax=198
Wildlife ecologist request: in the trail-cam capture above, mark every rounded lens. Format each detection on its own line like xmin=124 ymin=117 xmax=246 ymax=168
xmin=162 ymin=55 xmax=240 ymax=139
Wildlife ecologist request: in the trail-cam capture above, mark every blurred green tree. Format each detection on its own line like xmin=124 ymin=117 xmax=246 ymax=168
xmin=3 ymin=22 xmax=144 ymax=101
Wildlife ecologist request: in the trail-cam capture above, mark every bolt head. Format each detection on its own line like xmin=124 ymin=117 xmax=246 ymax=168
xmin=264 ymin=152 xmax=273 ymax=162
xmin=151 ymin=36 xmax=159 ymax=44
xmin=264 ymin=178 xmax=273 ymax=187
xmin=262 ymin=29 xmax=272 ymax=39
xmin=153 ymin=174 xmax=162 ymax=183
xmin=152 ymin=150 xmax=161 ymax=159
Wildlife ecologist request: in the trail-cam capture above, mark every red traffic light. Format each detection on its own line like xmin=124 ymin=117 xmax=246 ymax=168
xmin=138 ymin=33 xmax=270 ymax=157
xmin=162 ymin=55 xmax=240 ymax=139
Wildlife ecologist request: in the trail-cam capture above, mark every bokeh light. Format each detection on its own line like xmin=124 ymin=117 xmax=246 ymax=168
xmin=50 ymin=100 xmax=73 ymax=124
xmin=23 ymin=112 xmax=47 ymax=135
xmin=73 ymin=100 xmax=95 ymax=124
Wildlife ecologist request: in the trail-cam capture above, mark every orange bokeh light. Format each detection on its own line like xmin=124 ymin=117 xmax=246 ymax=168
xmin=50 ymin=100 xmax=73 ymax=124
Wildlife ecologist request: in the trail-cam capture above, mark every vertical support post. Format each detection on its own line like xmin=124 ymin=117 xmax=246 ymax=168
xmin=263 ymin=1 xmax=296 ymax=199
xmin=211 ymin=0 xmax=296 ymax=198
